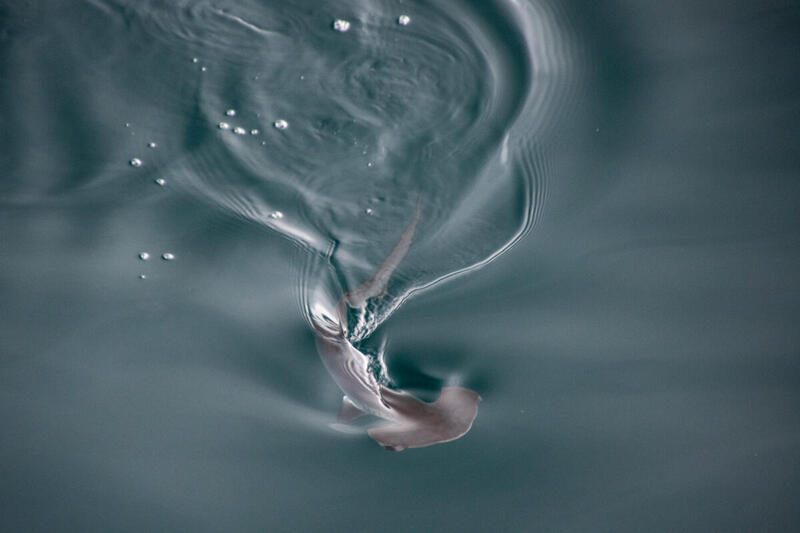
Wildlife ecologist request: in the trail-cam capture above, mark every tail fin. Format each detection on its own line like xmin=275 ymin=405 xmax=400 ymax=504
xmin=367 ymin=387 xmax=482 ymax=451
xmin=345 ymin=200 xmax=422 ymax=308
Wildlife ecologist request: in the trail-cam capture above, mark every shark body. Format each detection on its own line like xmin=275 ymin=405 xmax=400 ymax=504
xmin=308 ymin=204 xmax=481 ymax=450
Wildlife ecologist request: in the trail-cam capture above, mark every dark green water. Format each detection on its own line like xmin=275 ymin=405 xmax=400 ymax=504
xmin=1 ymin=0 xmax=799 ymax=531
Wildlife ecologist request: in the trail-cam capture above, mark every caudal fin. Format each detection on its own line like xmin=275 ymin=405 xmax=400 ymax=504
xmin=346 ymin=200 xmax=422 ymax=308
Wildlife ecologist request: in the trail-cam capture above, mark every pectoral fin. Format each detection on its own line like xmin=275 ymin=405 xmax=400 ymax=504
xmin=337 ymin=396 xmax=369 ymax=424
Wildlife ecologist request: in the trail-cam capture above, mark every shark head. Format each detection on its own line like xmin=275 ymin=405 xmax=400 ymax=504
xmin=367 ymin=386 xmax=482 ymax=451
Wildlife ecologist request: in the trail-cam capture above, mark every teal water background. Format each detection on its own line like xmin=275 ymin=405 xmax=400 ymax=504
xmin=1 ymin=0 xmax=799 ymax=531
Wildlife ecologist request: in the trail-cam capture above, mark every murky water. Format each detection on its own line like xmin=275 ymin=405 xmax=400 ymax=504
xmin=1 ymin=0 xmax=799 ymax=531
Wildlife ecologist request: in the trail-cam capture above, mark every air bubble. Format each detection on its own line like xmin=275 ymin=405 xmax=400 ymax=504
xmin=201 ymin=66 xmax=207 ymax=72
xmin=154 ymin=178 xmax=166 ymax=186
xmin=226 ymin=109 xmax=236 ymax=117
xmin=233 ymin=126 xmax=247 ymax=135
xmin=269 ymin=211 xmax=283 ymax=219
xmin=192 ymin=57 xmax=198 ymax=63
xmin=365 ymin=208 xmax=373 ymax=215
xmin=147 ymin=142 xmax=157 ymax=148
xmin=250 ymin=129 xmax=259 ymax=135
xmin=273 ymin=119 xmax=288 ymax=130
xmin=138 ymin=274 xmax=147 ymax=280
xmin=161 ymin=252 xmax=175 ymax=261
xmin=130 ymin=158 xmax=143 ymax=167
xmin=398 ymin=15 xmax=411 ymax=26
xmin=332 ymin=19 xmax=351 ymax=32
xmin=138 ymin=252 xmax=150 ymax=260
xmin=218 ymin=122 xmax=231 ymax=130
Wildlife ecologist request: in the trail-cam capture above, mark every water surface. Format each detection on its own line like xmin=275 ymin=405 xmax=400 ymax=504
xmin=1 ymin=0 xmax=799 ymax=531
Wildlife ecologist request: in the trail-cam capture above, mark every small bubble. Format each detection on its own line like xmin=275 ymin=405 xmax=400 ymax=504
xmin=138 ymin=252 xmax=150 ymax=260
xmin=147 ymin=141 xmax=157 ymax=148
xmin=201 ymin=66 xmax=207 ymax=72
xmin=367 ymin=162 xmax=373 ymax=167
xmin=154 ymin=178 xmax=166 ymax=186
xmin=138 ymin=274 xmax=147 ymax=280
xmin=218 ymin=122 xmax=231 ymax=130
xmin=365 ymin=208 xmax=373 ymax=215
xmin=130 ymin=158 xmax=143 ymax=167
xmin=269 ymin=211 xmax=283 ymax=219
xmin=261 ymin=141 xmax=267 ymax=146
xmin=161 ymin=252 xmax=175 ymax=261
xmin=233 ymin=126 xmax=247 ymax=135
xmin=273 ymin=119 xmax=288 ymax=130
xmin=192 ymin=57 xmax=198 ymax=63
xmin=332 ymin=19 xmax=351 ymax=32
xmin=299 ymin=75 xmax=305 ymax=80
xmin=226 ymin=109 xmax=236 ymax=117
xmin=124 ymin=122 xmax=131 ymax=128
xmin=398 ymin=15 xmax=411 ymax=26
xmin=250 ymin=129 xmax=259 ymax=135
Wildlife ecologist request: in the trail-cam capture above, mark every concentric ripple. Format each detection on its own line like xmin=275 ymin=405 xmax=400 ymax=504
xmin=132 ymin=0 xmax=579 ymax=336
xmin=2 ymin=0 xmax=578 ymax=337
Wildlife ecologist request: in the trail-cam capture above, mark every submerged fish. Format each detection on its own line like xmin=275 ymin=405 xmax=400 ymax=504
xmin=309 ymin=204 xmax=481 ymax=451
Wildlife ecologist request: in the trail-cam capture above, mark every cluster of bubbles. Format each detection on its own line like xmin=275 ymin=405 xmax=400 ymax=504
xmin=138 ymin=252 xmax=175 ymax=261
xmin=132 ymin=11 xmax=415 ymax=279
xmin=192 ymin=57 xmax=207 ymax=72
xmin=332 ymin=19 xmax=350 ymax=32
xmin=214 ymin=108 xmax=288 ymax=223
xmin=125 ymin=129 xmax=176 ymax=278
xmin=217 ymin=108 xmax=279 ymax=135
xmin=331 ymin=14 xmax=410 ymax=33
xmin=129 ymin=138 xmax=169 ymax=187
xmin=136 ymin=251 xmax=175 ymax=279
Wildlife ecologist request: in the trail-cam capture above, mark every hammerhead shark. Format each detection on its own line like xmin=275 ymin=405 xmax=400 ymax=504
xmin=309 ymin=204 xmax=481 ymax=450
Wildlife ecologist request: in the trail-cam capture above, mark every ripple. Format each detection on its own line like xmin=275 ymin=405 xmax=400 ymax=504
xmin=59 ymin=0 xmax=582 ymax=352
xmin=165 ymin=0 xmax=577 ymax=330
